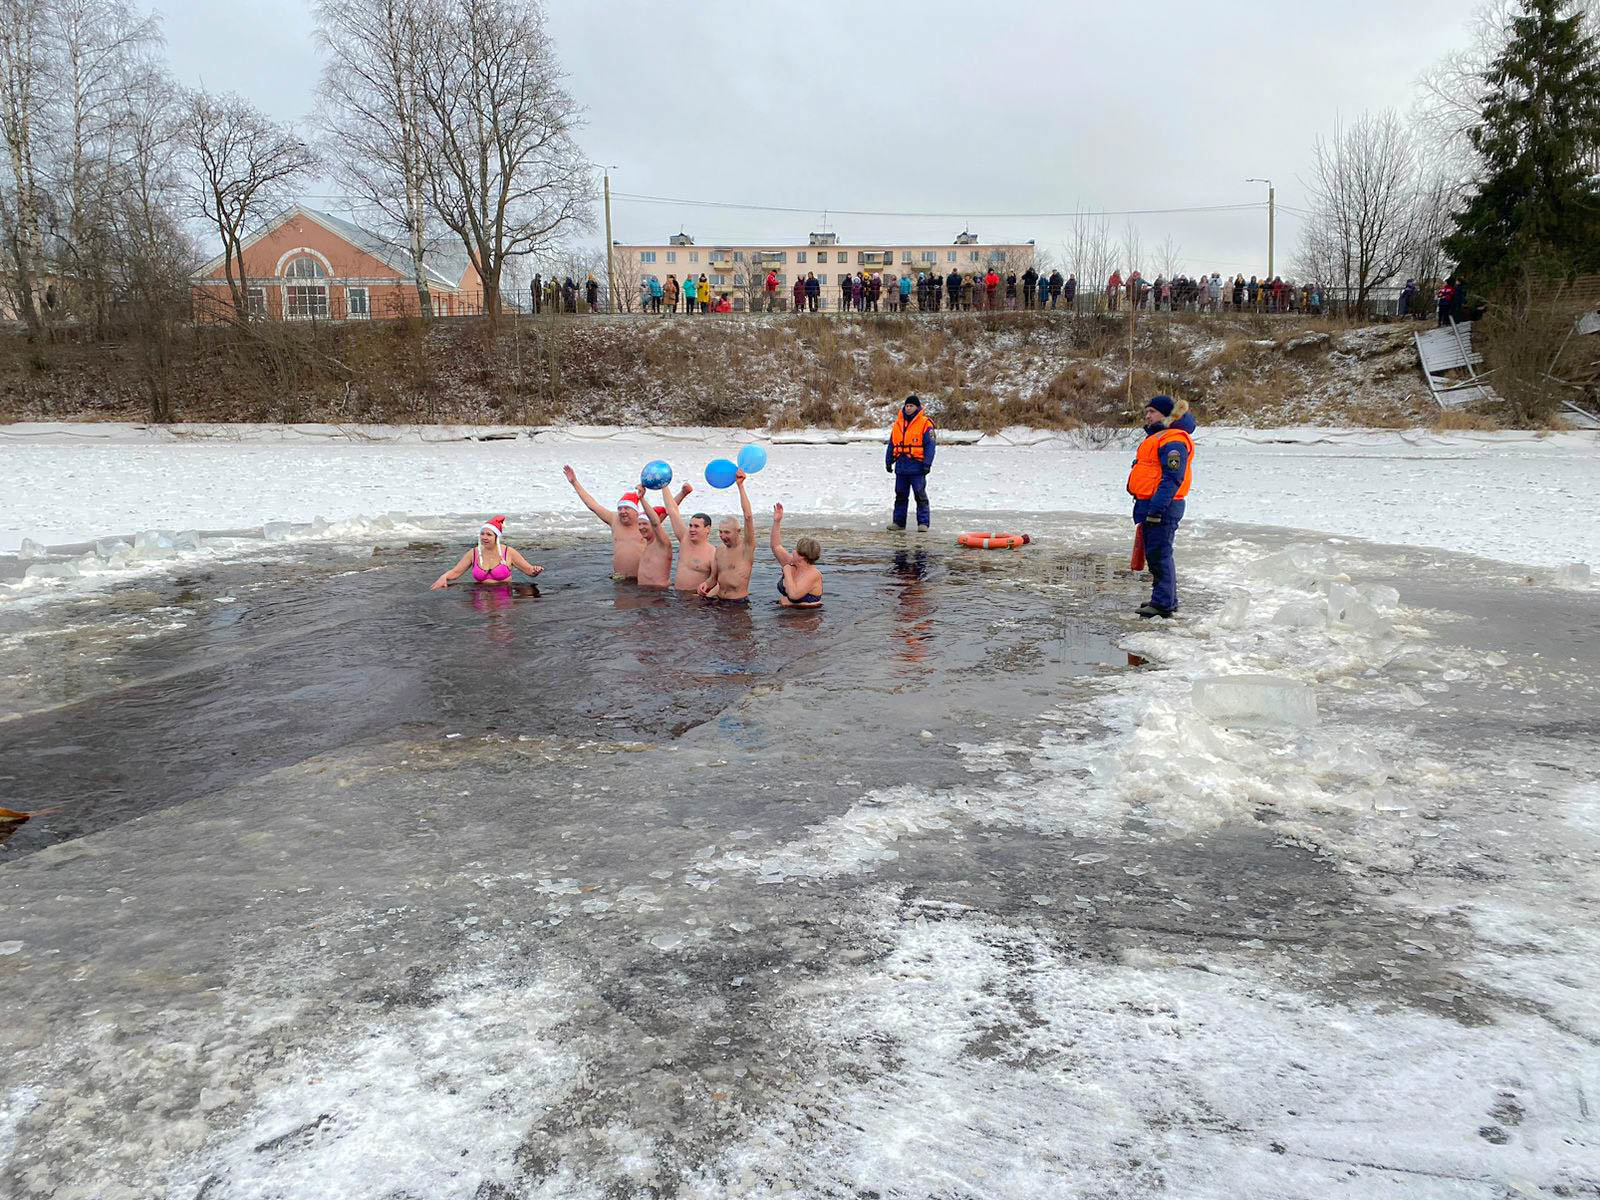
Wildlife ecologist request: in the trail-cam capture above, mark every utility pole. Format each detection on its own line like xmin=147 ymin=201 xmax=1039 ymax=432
xmin=1247 ymin=177 xmax=1275 ymax=279
xmin=603 ymin=168 xmax=617 ymax=314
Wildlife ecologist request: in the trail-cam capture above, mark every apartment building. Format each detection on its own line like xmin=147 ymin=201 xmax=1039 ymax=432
xmin=617 ymin=230 xmax=1035 ymax=310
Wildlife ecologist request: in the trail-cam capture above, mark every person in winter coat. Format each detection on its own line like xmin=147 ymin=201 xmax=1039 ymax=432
xmin=639 ymin=279 xmax=651 ymax=312
xmin=531 ymin=273 xmax=543 ymax=314
xmin=563 ymin=277 xmax=578 ymax=313
xmin=647 ymin=275 xmax=663 ymax=313
xmin=792 ymin=276 xmax=805 ymax=312
xmin=665 ymin=274 xmax=681 ymax=313
xmin=945 ymin=269 xmax=960 ymax=309
xmin=839 ymin=273 xmax=854 ymax=312
xmin=1107 ymin=270 xmax=1123 ymax=311
xmin=1038 ymin=272 xmax=1051 ymax=308
xmin=1127 ymin=394 xmax=1195 ymax=618
xmin=765 ymin=270 xmax=779 ymax=310
xmin=585 ymin=275 xmax=599 ymax=311
xmin=984 ymin=268 xmax=999 ymax=309
xmin=1005 ymin=272 xmax=1017 ymax=307
xmin=868 ymin=273 xmax=881 ymax=312
xmin=685 ymin=274 xmax=700 ymax=313
xmin=886 ymin=394 xmax=936 ymax=531
xmin=1022 ymin=266 xmax=1038 ymax=309
xmin=899 ymin=272 xmax=912 ymax=309
xmin=697 ymin=274 xmax=710 ymax=314
xmin=804 ymin=272 xmax=820 ymax=311
xmin=1062 ymin=272 xmax=1075 ymax=308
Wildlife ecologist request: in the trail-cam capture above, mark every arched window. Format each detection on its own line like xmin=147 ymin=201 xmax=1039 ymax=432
xmin=283 ymin=255 xmax=329 ymax=318
xmin=284 ymin=256 xmax=327 ymax=279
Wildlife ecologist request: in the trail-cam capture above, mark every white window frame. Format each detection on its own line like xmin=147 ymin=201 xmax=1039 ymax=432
xmin=285 ymin=284 xmax=329 ymax=320
xmin=246 ymin=287 xmax=266 ymax=318
xmin=666 ymin=250 xmax=676 ymax=263
xmin=640 ymin=251 xmax=656 ymax=263
xmin=346 ymin=286 xmax=370 ymax=320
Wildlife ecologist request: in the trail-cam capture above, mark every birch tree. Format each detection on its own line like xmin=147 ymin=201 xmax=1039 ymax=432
xmin=48 ymin=0 xmax=162 ymax=333
xmin=414 ymin=0 xmax=591 ymax=326
xmin=312 ymin=0 xmax=437 ymax=319
xmin=0 ymin=0 xmax=50 ymax=333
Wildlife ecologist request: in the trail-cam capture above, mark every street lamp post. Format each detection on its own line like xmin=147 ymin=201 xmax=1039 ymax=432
xmin=603 ymin=167 xmax=618 ymax=314
xmin=1246 ymin=177 xmax=1275 ymax=280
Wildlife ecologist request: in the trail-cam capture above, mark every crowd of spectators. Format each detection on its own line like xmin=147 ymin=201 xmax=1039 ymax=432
xmin=546 ymin=265 xmax=1462 ymax=321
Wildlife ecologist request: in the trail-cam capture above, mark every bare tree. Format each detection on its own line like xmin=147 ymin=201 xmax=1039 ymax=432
xmin=47 ymin=0 xmax=162 ymax=334
xmin=111 ymin=67 xmax=193 ymax=419
xmin=1156 ymin=234 xmax=1183 ymax=281
xmin=1120 ymin=220 xmax=1144 ymax=280
xmin=1065 ymin=207 xmax=1115 ymax=312
xmin=0 ymin=0 xmax=50 ymax=333
xmin=313 ymin=0 xmax=438 ymax=320
xmin=1299 ymin=109 xmax=1422 ymax=315
xmin=183 ymin=89 xmax=315 ymax=320
xmin=414 ymin=0 xmax=591 ymax=327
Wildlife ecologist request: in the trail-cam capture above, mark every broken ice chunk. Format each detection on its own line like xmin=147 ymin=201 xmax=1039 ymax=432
xmin=1192 ymin=674 xmax=1319 ymax=729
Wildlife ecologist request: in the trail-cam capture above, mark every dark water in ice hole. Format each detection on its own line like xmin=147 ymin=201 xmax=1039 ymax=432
xmin=0 ymin=539 xmax=1131 ymax=859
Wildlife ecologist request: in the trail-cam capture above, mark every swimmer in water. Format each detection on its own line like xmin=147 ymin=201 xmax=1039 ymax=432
xmin=658 ymin=481 xmax=717 ymax=592
xmin=769 ymin=502 xmax=823 ymax=607
xmin=564 ymin=465 xmax=689 ymax=579
xmin=635 ymin=500 xmax=675 ymax=588
xmin=697 ymin=469 xmax=755 ymax=602
xmin=432 ymin=517 xmax=544 ymax=589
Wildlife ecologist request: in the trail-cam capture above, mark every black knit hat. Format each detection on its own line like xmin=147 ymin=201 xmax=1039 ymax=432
xmin=1148 ymin=395 xmax=1175 ymax=417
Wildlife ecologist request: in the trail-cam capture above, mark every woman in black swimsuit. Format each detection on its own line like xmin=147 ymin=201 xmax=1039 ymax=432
xmin=769 ymin=503 xmax=823 ymax=608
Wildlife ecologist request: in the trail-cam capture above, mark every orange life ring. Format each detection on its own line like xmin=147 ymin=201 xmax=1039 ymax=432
xmin=957 ymin=532 xmax=1031 ymax=550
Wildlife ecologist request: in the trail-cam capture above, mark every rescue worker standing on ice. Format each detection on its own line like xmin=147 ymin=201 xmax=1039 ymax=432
xmin=1127 ymin=394 xmax=1195 ymax=618
xmin=886 ymin=394 xmax=936 ymax=532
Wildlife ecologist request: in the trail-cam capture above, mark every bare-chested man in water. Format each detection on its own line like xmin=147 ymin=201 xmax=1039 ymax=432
xmin=696 ymin=469 xmax=756 ymax=602
xmin=635 ymin=501 xmax=675 ymax=588
xmin=564 ymin=465 xmax=687 ymax=580
xmin=659 ymin=483 xmax=718 ymax=592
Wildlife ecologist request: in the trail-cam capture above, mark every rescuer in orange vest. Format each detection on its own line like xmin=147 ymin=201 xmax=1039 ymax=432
xmin=886 ymin=394 xmax=937 ymax=531
xmin=1126 ymin=394 xmax=1195 ymax=618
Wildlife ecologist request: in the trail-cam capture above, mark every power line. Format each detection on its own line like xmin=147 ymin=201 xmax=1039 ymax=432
xmin=609 ymin=192 xmax=1267 ymax=220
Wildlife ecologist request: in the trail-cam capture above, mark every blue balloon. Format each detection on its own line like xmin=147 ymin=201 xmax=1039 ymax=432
xmin=736 ymin=444 xmax=768 ymax=474
xmin=639 ymin=460 xmax=672 ymax=490
xmin=704 ymin=458 xmax=738 ymax=489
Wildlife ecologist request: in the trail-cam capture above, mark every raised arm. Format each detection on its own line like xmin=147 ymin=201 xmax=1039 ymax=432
xmin=506 ymin=546 xmax=544 ymax=578
xmin=660 ymin=480 xmax=689 ymax=542
xmin=563 ymin=465 xmax=615 ymax=526
xmin=736 ymin=471 xmax=755 ymax=564
xmin=640 ymin=498 xmax=666 ymax=536
xmin=769 ymin=502 xmax=795 ymax=567
xmin=432 ymin=550 xmax=474 ymax=589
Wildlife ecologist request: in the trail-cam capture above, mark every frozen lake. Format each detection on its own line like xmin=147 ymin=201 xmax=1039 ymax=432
xmin=1 ymin=427 xmax=1598 ymax=1198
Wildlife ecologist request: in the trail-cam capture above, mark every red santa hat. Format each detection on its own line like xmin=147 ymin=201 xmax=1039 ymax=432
xmin=480 ymin=516 xmax=506 ymax=541
xmin=618 ymin=491 xmax=642 ymax=511
xmin=653 ymin=506 xmax=668 ymax=519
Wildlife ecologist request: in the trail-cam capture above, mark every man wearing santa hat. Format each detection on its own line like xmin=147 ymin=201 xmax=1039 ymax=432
xmin=562 ymin=465 xmax=686 ymax=581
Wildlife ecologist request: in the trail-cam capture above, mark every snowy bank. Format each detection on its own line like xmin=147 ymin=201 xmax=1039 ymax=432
xmin=2 ymin=423 xmax=1595 ymax=577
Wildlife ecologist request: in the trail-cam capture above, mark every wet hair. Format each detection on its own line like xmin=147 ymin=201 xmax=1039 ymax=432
xmin=691 ymin=512 xmax=712 ymax=527
xmin=795 ymin=537 xmax=822 ymax=564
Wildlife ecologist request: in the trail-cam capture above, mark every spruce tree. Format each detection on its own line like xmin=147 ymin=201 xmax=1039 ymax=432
xmin=1444 ymin=0 xmax=1600 ymax=288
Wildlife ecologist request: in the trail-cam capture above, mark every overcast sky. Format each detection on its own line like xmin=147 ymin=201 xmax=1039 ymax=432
xmin=152 ymin=0 xmax=1478 ymax=278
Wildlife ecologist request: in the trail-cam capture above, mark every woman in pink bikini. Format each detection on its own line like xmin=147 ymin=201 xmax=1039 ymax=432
xmin=431 ymin=517 xmax=544 ymax=589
